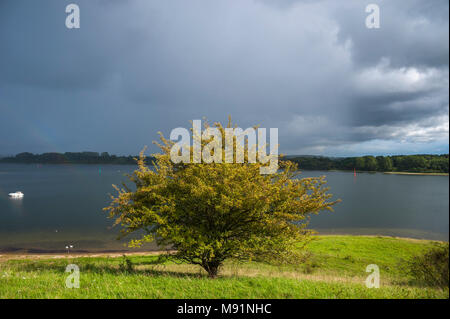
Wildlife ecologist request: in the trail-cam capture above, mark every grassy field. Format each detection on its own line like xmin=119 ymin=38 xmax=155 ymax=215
xmin=0 ymin=235 xmax=448 ymax=299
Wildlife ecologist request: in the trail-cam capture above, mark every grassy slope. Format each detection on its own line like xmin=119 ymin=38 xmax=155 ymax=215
xmin=0 ymin=236 xmax=448 ymax=299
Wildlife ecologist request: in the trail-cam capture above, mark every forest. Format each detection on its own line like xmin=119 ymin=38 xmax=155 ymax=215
xmin=0 ymin=152 xmax=448 ymax=173
xmin=0 ymin=152 xmax=153 ymax=165
xmin=286 ymin=154 xmax=449 ymax=173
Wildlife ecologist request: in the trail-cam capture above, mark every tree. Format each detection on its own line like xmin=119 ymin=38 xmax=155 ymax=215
xmin=376 ymin=156 xmax=393 ymax=172
xmin=105 ymin=120 xmax=338 ymax=278
xmin=354 ymin=157 xmax=366 ymax=170
xmin=364 ymin=156 xmax=378 ymax=171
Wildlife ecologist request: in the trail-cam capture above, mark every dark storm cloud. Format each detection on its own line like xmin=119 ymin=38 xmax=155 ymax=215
xmin=0 ymin=0 xmax=448 ymax=156
xmin=333 ymin=0 xmax=449 ymax=68
xmin=347 ymin=64 xmax=448 ymax=127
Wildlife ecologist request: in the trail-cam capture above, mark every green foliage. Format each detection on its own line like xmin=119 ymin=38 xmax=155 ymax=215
xmin=105 ymin=120 xmax=338 ymax=277
xmin=376 ymin=156 xmax=393 ymax=171
xmin=355 ymin=157 xmax=366 ymax=170
xmin=119 ymin=254 xmax=134 ymax=273
xmin=364 ymin=156 xmax=378 ymax=171
xmin=404 ymin=243 xmax=449 ymax=288
xmin=0 ymin=152 xmax=154 ymax=165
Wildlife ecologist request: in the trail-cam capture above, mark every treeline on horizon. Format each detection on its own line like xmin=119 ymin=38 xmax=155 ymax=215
xmin=0 ymin=152 xmax=155 ymax=165
xmin=0 ymin=152 xmax=448 ymax=173
xmin=287 ymin=154 xmax=449 ymax=173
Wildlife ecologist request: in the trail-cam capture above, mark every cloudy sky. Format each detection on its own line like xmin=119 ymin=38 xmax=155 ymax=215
xmin=0 ymin=0 xmax=448 ymax=157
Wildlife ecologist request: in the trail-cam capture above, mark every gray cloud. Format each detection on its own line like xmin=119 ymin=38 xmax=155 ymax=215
xmin=333 ymin=0 xmax=449 ymax=68
xmin=0 ymin=0 xmax=448 ymax=157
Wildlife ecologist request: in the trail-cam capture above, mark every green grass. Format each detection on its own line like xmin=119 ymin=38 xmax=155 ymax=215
xmin=304 ymin=235 xmax=437 ymax=280
xmin=0 ymin=235 xmax=448 ymax=299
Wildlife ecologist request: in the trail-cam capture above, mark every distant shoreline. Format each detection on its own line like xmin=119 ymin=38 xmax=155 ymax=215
xmin=0 ymin=234 xmax=445 ymax=258
xmin=0 ymin=162 xmax=448 ymax=176
xmin=383 ymin=171 xmax=449 ymax=176
xmin=325 ymin=169 xmax=449 ymax=176
xmin=1 ymin=152 xmax=448 ymax=174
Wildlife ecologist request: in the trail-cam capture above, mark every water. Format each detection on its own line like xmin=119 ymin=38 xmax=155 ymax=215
xmin=0 ymin=164 xmax=140 ymax=252
xmin=301 ymin=170 xmax=449 ymax=241
xmin=0 ymin=164 xmax=448 ymax=252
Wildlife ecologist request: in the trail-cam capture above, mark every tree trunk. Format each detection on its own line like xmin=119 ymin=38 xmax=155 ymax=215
xmin=203 ymin=261 xmax=220 ymax=278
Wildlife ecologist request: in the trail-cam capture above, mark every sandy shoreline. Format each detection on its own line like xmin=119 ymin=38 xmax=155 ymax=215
xmin=0 ymin=250 xmax=170 ymax=262
xmin=383 ymin=171 xmax=449 ymax=176
xmin=0 ymin=235 xmax=443 ymax=261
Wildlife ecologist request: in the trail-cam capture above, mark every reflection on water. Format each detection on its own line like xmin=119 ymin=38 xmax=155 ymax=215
xmin=7 ymin=195 xmax=24 ymax=216
xmin=0 ymin=163 xmax=448 ymax=252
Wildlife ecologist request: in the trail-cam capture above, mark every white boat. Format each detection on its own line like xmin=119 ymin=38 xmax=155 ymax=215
xmin=8 ymin=191 xmax=24 ymax=198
